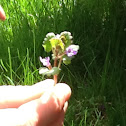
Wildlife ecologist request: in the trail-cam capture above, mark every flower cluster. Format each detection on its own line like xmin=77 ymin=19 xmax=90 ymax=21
xmin=39 ymin=31 xmax=79 ymax=84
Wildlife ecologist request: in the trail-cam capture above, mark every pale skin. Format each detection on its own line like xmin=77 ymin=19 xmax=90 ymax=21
xmin=0 ymin=5 xmax=6 ymax=20
xmin=0 ymin=79 xmax=71 ymax=126
xmin=0 ymin=6 xmax=71 ymax=126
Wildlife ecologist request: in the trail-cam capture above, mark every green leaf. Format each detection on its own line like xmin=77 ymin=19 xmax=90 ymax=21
xmin=42 ymin=33 xmax=55 ymax=52
xmin=63 ymin=55 xmax=72 ymax=65
xmin=46 ymin=33 xmax=55 ymax=38
xmin=45 ymin=67 xmax=61 ymax=76
xmin=39 ymin=67 xmax=61 ymax=76
xmin=60 ymin=31 xmax=72 ymax=48
xmin=39 ymin=67 xmax=49 ymax=74
xmin=50 ymin=38 xmax=64 ymax=50
xmin=42 ymin=41 xmax=52 ymax=52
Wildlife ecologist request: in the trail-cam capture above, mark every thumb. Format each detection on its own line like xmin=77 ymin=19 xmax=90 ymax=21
xmin=0 ymin=83 xmax=71 ymax=126
xmin=18 ymin=83 xmax=71 ymax=126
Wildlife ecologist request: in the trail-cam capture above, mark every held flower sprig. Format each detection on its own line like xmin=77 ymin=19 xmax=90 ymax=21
xmin=39 ymin=31 xmax=79 ymax=85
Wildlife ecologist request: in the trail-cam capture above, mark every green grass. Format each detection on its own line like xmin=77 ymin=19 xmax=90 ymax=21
xmin=0 ymin=0 xmax=126 ymax=125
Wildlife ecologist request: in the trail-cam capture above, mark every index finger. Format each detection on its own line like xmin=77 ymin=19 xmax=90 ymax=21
xmin=0 ymin=79 xmax=54 ymax=109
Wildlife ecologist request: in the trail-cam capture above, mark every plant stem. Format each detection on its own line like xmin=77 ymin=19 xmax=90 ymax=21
xmin=58 ymin=57 xmax=62 ymax=68
xmin=48 ymin=65 xmax=52 ymax=70
xmin=54 ymin=75 xmax=58 ymax=85
xmin=54 ymin=58 xmax=58 ymax=85
xmin=54 ymin=58 xmax=57 ymax=67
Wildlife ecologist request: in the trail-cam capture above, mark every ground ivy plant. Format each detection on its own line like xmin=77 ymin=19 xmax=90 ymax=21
xmin=39 ymin=31 xmax=79 ymax=85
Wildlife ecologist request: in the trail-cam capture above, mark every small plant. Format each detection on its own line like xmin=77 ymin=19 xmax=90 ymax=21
xmin=39 ymin=31 xmax=79 ymax=85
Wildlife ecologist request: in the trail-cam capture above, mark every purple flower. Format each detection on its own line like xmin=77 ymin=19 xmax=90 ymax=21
xmin=66 ymin=45 xmax=79 ymax=57
xmin=39 ymin=56 xmax=51 ymax=67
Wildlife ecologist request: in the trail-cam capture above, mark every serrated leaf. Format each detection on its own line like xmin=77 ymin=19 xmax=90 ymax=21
xmin=50 ymin=38 xmax=64 ymax=50
xmin=60 ymin=31 xmax=72 ymax=48
xmin=45 ymin=67 xmax=61 ymax=76
xmin=42 ymin=33 xmax=55 ymax=52
xmin=42 ymin=42 xmax=52 ymax=52
xmin=46 ymin=32 xmax=55 ymax=38
xmin=42 ymin=37 xmax=52 ymax=52
xmin=39 ymin=67 xmax=61 ymax=76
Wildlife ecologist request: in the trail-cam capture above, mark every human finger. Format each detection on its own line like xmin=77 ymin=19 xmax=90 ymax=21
xmin=0 ymin=83 xmax=71 ymax=126
xmin=0 ymin=79 xmax=54 ymax=109
xmin=49 ymin=101 xmax=69 ymax=126
xmin=35 ymin=83 xmax=71 ymax=126
xmin=17 ymin=83 xmax=71 ymax=126
xmin=0 ymin=5 xmax=6 ymax=20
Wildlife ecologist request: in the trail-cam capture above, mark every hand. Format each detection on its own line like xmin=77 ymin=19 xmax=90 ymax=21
xmin=0 ymin=5 xmax=6 ymax=20
xmin=0 ymin=79 xmax=71 ymax=126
